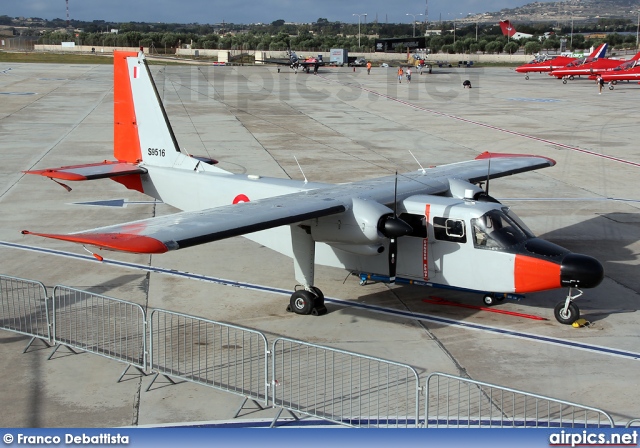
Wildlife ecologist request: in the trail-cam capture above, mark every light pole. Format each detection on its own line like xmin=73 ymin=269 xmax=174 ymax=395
xmin=352 ymin=13 xmax=367 ymax=48
xmin=570 ymin=15 xmax=574 ymax=49
xmin=406 ymin=13 xmax=423 ymax=38
xmin=636 ymin=11 xmax=639 ymax=51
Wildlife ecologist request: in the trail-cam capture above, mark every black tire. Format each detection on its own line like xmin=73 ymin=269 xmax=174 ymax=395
xmin=482 ymin=295 xmax=495 ymax=306
xmin=562 ymin=79 xmax=567 ymax=84
xmin=554 ymin=302 xmax=580 ymax=325
xmin=525 ymin=75 xmax=529 ymax=80
xmin=612 ymin=80 xmax=618 ymax=85
xmin=569 ymin=75 xmax=574 ymax=80
xmin=289 ymin=290 xmax=315 ymax=315
xmin=609 ymin=84 xmax=614 ymax=90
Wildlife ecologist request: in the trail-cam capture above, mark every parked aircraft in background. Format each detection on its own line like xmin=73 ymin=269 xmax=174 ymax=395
xmin=256 ymin=50 xmax=324 ymax=73
xmin=598 ymin=63 xmax=640 ymax=88
xmin=21 ymin=51 xmax=604 ymax=324
xmin=515 ymin=44 xmax=608 ymax=79
xmin=499 ymin=20 xmax=533 ymax=40
xmin=550 ymin=50 xmax=640 ymax=82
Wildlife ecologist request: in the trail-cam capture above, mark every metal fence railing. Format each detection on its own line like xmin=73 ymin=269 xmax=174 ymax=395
xmin=51 ymin=285 xmax=147 ymax=377
xmin=148 ymin=310 xmax=269 ymax=406
xmin=0 ymin=274 xmax=51 ymax=349
xmin=425 ymin=372 xmax=615 ymax=428
xmin=271 ymin=337 xmax=421 ymax=428
xmin=0 ymin=274 xmax=625 ymax=428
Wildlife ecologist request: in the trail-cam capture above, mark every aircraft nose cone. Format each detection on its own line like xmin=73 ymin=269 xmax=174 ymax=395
xmin=560 ymin=254 xmax=604 ymax=288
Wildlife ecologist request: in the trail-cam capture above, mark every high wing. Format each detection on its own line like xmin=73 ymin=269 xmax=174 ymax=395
xmin=23 ymin=153 xmax=554 ymax=255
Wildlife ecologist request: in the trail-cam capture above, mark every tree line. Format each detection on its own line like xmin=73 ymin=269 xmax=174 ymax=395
xmin=15 ymin=16 xmax=639 ymax=54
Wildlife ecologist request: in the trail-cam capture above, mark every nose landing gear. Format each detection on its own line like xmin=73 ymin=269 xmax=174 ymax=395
xmin=554 ymin=287 xmax=582 ymax=324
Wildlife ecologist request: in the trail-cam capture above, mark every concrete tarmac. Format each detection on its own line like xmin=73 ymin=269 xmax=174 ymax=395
xmin=0 ymin=61 xmax=639 ymax=427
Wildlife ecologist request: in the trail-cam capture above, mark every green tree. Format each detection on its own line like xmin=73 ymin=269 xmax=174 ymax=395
xmin=524 ymin=41 xmax=541 ymax=55
xmin=503 ymin=41 xmax=519 ymax=54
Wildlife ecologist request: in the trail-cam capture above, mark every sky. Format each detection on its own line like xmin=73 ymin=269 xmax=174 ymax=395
xmin=2 ymin=0 xmax=559 ymax=25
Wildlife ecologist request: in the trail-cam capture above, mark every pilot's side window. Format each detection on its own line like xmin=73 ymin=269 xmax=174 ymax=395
xmin=398 ymin=213 xmax=427 ymax=238
xmin=433 ymin=217 xmax=467 ymax=244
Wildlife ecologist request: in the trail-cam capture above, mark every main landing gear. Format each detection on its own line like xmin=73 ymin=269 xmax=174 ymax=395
xmin=553 ymin=287 xmax=582 ymax=325
xmin=286 ymin=286 xmax=327 ymax=316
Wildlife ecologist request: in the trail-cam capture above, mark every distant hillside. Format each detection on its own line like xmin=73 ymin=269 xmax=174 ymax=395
xmin=464 ymin=0 xmax=639 ymax=24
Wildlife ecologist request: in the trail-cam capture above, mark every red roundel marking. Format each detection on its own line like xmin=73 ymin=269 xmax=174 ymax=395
xmin=233 ymin=194 xmax=250 ymax=204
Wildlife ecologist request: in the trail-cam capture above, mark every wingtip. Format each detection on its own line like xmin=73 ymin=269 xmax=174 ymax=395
xmin=475 ymin=151 xmax=556 ymax=166
xmin=21 ymin=230 xmax=170 ymax=254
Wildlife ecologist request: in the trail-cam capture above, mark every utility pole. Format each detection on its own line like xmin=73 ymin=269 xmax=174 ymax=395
xmin=406 ymin=13 xmax=423 ymax=38
xmin=66 ymin=0 xmax=70 ymax=27
xmin=353 ymin=13 xmax=367 ymax=49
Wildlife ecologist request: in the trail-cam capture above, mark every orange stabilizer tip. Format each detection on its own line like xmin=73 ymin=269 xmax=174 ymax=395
xmin=92 ymin=253 xmax=104 ymax=262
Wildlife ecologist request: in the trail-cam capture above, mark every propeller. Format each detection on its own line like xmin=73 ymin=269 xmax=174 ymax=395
xmin=378 ymin=172 xmax=413 ymax=283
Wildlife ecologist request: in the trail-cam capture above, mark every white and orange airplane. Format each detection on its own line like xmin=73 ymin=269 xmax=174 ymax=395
xmin=22 ymin=51 xmax=604 ymax=324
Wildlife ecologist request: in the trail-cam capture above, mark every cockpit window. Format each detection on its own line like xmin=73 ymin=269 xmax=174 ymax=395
xmin=471 ymin=208 xmax=533 ymax=250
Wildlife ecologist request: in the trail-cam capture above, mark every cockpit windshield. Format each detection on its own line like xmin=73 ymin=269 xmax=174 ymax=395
xmin=471 ymin=208 xmax=535 ymax=250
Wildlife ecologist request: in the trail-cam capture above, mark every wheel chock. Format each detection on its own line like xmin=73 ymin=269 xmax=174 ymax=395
xmin=571 ymin=318 xmax=591 ymax=328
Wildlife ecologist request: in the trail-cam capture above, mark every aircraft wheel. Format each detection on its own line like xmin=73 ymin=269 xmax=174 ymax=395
xmin=569 ymin=75 xmax=574 ymax=80
xmin=288 ymin=290 xmax=315 ymax=315
xmin=482 ymin=294 xmax=495 ymax=306
xmin=609 ymin=85 xmax=614 ymax=90
xmin=562 ymin=79 xmax=567 ymax=84
xmin=525 ymin=75 xmax=529 ymax=80
xmin=612 ymin=80 xmax=617 ymax=85
xmin=554 ymin=301 xmax=580 ymax=325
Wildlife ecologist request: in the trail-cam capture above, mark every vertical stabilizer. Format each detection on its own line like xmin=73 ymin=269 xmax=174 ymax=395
xmin=499 ymin=20 xmax=516 ymax=38
xmin=114 ymin=51 xmax=142 ymax=163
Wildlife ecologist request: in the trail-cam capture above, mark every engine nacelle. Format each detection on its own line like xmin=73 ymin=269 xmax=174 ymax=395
xmin=310 ymin=198 xmax=393 ymax=245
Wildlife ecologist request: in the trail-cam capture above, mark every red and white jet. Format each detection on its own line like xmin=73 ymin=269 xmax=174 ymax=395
xmin=21 ymin=51 xmax=604 ymax=324
xmin=515 ymin=43 xmax=608 ymax=80
xmin=550 ymin=49 xmax=640 ymax=81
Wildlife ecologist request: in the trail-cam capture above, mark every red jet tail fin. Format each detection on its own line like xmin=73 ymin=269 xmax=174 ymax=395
xmin=499 ymin=20 xmax=516 ymax=38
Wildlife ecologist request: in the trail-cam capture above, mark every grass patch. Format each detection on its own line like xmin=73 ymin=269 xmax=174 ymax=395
xmin=0 ymin=51 xmax=198 ymax=65
xmin=0 ymin=51 xmax=114 ymax=64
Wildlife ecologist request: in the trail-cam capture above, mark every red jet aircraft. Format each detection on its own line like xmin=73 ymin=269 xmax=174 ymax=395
xmin=598 ymin=63 xmax=640 ymax=89
xmin=515 ymin=43 xmax=608 ymax=80
xmin=550 ymin=49 xmax=640 ymax=82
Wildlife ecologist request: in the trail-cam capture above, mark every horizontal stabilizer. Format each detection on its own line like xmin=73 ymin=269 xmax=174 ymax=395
xmin=24 ymin=161 xmax=147 ymax=181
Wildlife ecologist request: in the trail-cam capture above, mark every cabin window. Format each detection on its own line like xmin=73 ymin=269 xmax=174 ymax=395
xmin=433 ymin=217 xmax=467 ymax=243
xmin=398 ymin=213 xmax=427 ymax=238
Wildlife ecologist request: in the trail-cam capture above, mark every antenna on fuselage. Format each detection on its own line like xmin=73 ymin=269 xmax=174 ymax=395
xmin=294 ymin=155 xmax=308 ymax=184
xmin=409 ymin=150 xmax=426 ymax=174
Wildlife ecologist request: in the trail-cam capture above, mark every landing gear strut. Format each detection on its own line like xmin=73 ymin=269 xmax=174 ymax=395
xmin=554 ymin=287 xmax=582 ymax=324
xmin=286 ymin=287 xmax=327 ymax=316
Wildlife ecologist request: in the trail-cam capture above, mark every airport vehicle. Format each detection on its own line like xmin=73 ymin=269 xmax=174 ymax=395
xmin=550 ymin=50 xmax=640 ymax=82
xmin=256 ymin=50 xmax=324 ymax=73
xmin=349 ymin=57 xmax=367 ymax=67
xmin=499 ymin=20 xmax=533 ymax=40
xmin=21 ymin=51 xmax=604 ymax=324
xmin=515 ymin=44 xmax=608 ymax=79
